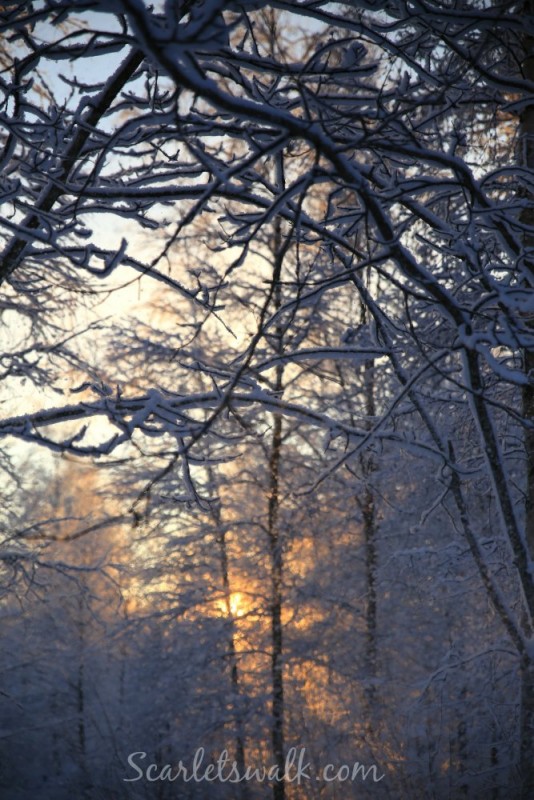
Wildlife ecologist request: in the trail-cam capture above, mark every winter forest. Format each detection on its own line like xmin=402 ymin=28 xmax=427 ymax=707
xmin=1 ymin=1 xmax=534 ymax=798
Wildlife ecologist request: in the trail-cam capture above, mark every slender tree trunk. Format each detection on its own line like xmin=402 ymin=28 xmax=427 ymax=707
xmin=519 ymin=4 xmax=534 ymax=794
xmin=267 ymin=407 xmax=285 ymax=800
xmin=361 ymin=353 xmax=378 ymax=724
xmin=358 ymin=274 xmax=379 ymax=727
xmin=215 ymin=511 xmax=248 ymax=795
xmin=268 ymin=216 xmax=286 ymax=800
xmin=362 ymin=480 xmax=377 ymax=710
xmin=203 ymin=463 xmax=249 ymax=793
xmin=521 ymin=0 xmax=534 ymax=567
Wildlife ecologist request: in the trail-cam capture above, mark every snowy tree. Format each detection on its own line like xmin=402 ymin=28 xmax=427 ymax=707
xmin=1 ymin=0 xmax=534 ymax=797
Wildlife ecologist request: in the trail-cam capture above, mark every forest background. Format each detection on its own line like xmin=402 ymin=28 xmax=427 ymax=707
xmin=0 ymin=1 xmax=533 ymax=798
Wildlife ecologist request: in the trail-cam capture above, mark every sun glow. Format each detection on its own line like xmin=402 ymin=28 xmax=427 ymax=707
xmin=215 ymin=590 xmax=248 ymax=619
xmin=228 ymin=591 xmax=247 ymax=618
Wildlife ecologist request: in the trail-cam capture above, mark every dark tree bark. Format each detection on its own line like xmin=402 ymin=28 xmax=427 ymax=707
xmin=267 ymin=405 xmax=285 ymax=800
xmin=267 ymin=218 xmax=286 ymax=800
xmin=519 ymin=3 xmax=534 ymax=794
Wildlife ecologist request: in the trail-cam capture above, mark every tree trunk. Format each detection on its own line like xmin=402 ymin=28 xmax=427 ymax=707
xmin=359 ymin=276 xmax=379 ymax=726
xmin=267 ymin=408 xmax=285 ymax=800
xmin=216 ymin=513 xmax=248 ymax=796
xmin=520 ymin=3 xmax=534 ymax=794
xmin=204 ymin=462 xmax=249 ymax=794
xmin=362 ymin=482 xmax=377 ymax=713
xmin=268 ymin=216 xmax=286 ymax=800
xmin=361 ymin=352 xmax=378 ymax=725
xmin=521 ymin=0 xmax=534 ymax=567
